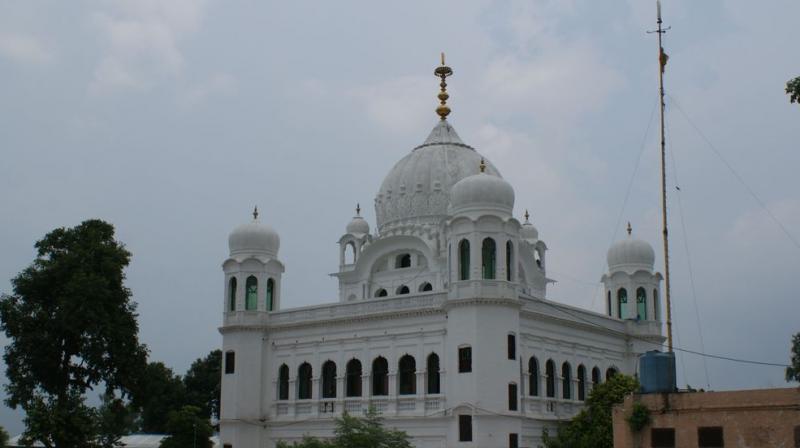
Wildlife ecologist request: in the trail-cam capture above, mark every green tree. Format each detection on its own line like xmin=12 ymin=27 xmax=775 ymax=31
xmin=96 ymin=393 xmax=138 ymax=448
xmin=787 ymin=76 xmax=800 ymax=104
xmin=159 ymin=405 xmax=213 ymax=448
xmin=0 ymin=425 xmax=9 ymax=448
xmin=136 ymin=362 xmax=187 ymax=433
xmin=541 ymin=374 xmax=640 ymax=448
xmin=787 ymin=332 xmax=800 ymax=382
xmin=0 ymin=220 xmax=148 ymax=447
xmin=276 ymin=409 xmax=412 ymax=448
xmin=184 ymin=349 xmax=222 ymax=421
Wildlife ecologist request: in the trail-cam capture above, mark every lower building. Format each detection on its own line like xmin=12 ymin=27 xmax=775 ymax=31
xmin=612 ymin=387 xmax=800 ymax=448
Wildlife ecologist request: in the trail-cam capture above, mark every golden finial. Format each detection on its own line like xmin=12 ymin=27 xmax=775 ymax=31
xmin=627 ymin=221 xmax=632 ymax=236
xmin=479 ymin=158 xmax=486 ymax=173
xmin=253 ymin=206 xmax=259 ymax=220
xmin=433 ymin=52 xmax=453 ymax=120
xmin=524 ymin=209 xmax=530 ymax=223
xmin=356 ymin=203 xmax=361 ymax=216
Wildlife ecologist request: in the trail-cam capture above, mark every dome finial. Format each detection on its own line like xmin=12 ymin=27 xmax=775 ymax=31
xmin=627 ymin=221 xmax=632 ymax=236
xmin=434 ymin=52 xmax=453 ymax=120
xmin=479 ymin=158 xmax=486 ymax=173
xmin=253 ymin=205 xmax=259 ymax=221
xmin=524 ymin=209 xmax=530 ymax=223
xmin=356 ymin=203 xmax=361 ymax=216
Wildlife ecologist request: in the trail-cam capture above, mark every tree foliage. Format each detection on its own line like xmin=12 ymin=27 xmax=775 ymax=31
xmin=0 ymin=425 xmax=9 ymax=448
xmin=136 ymin=362 xmax=187 ymax=433
xmin=787 ymin=332 xmax=800 ymax=382
xmin=541 ymin=374 xmax=639 ymax=448
xmin=276 ymin=409 xmax=412 ymax=448
xmin=0 ymin=220 xmax=148 ymax=447
xmin=159 ymin=405 xmax=214 ymax=448
xmin=787 ymin=76 xmax=800 ymax=104
xmin=184 ymin=349 xmax=222 ymax=421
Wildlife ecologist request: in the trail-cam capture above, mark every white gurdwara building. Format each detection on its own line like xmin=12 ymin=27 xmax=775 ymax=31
xmin=219 ymin=60 xmax=664 ymax=448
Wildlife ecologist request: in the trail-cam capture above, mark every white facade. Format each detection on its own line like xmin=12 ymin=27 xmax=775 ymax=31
xmin=218 ymin=95 xmax=664 ymax=448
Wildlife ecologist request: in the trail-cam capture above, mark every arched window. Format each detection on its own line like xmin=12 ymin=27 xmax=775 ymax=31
xmin=297 ymin=363 xmax=312 ymax=400
xmin=653 ymin=289 xmax=659 ymax=320
xmin=427 ymin=353 xmax=440 ymax=394
xmin=345 ymin=242 xmax=356 ymax=264
xmin=606 ymin=367 xmax=618 ymax=381
xmin=346 ymin=359 xmax=362 ymax=397
xmin=419 ymin=282 xmax=433 ymax=292
xmin=546 ymin=359 xmax=556 ymax=398
xmin=228 ymin=277 xmax=237 ymax=311
xmin=607 ymin=291 xmax=612 ymax=316
xmin=398 ymin=355 xmax=416 ymax=395
xmin=592 ymin=367 xmax=601 ymax=386
xmin=636 ymin=287 xmax=647 ymax=320
xmin=617 ymin=288 xmax=627 ymax=319
xmin=321 ymin=361 xmax=337 ymax=399
xmin=482 ymin=238 xmax=496 ymax=279
xmin=459 ymin=239 xmax=470 ymax=280
xmin=506 ymin=240 xmax=513 ymax=281
xmin=266 ymin=278 xmax=275 ymax=311
xmin=528 ymin=357 xmax=539 ymax=396
xmin=562 ymin=362 xmax=572 ymax=400
xmin=375 ymin=288 xmax=388 ymax=298
xmin=372 ymin=357 xmax=388 ymax=396
xmin=245 ymin=276 xmax=257 ymax=311
xmin=278 ymin=364 xmax=289 ymax=400
xmin=396 ymin=254 xmax=412 ymax=268
xmin=396 ymin=285 xmax=410 ymax=295
xmin=577 ymin=365 xmax=586 ymax=401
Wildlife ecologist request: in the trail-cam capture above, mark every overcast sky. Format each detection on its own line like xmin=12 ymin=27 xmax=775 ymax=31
xmin=1 ymin=0 xmax=799 ymax=435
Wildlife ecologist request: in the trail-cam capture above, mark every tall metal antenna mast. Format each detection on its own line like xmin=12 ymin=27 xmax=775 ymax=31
xmin=648 ymin=0 xmax=673 ymax=352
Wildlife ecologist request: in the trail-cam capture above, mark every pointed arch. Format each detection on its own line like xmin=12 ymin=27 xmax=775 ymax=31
xmin=617 ymin=288 xmax=628 ymax=318
xmin=528 ymin=357 xmax=539 ymax=396
xmin=371 ymin=357 xmax=388 ymax=396
xmin=592 ymin=366 xmax=601 ymax=386
xmin=506 ymin=240 xmax=513 ymax=281
xmin=398 ymin=355 xmax=416 ymax=395
xmin=419 ymin=282 xmax=433 ymax=292
xmin=459 ymin=239 xmax=470 ymax=280
xmin=278 ymin=364 xmax=289 ymax=400
xmin=297 ymin=362 xmax=312 ymax=400
xmin=636 ymin=287 xmax=647 ymax=319
xmin=577 ymin=365 xmax=586 ymax=401
xmin=245 ymin=275 xmax=258 ymax=311
xmin=346 ymin=359 xmax=362 ymax=397
xmin=546 ymin=359 xmax=556 ymax=398
xmin=606 ymin=367 xmax=618 ymax=381
xmin=396 ymin=285 xmax=410 ymax=295
xmin=228 ymin=277 xmax=237 ymax=311
xmin=562 ymin=362 xmax=572 ymax=399
xmin=427 ymin=353 xmax=440 ymax=394
xmin=482 ymin=237 xmax=496 ymax=279
xmin=375 ymin=288 xmax=388 ymax=298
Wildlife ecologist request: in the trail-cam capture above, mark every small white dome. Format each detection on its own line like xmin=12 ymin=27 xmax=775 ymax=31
xmin=449 ymin=167 xmax=515 ymax=215
xmin=607 ymin=232 xmax=655 ymax=271
xmin=521 ymin=214 xmax=539 ymax=241
xmin=346 ymin=215 xmax=370 ymax=235
xmin=228 ymin=215 xmax=280 ymax=256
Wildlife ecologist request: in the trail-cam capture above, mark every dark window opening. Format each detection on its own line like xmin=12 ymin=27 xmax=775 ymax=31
xmin=398 ymin=355 xmax=416 ymax=395
xmin=266 ymin=278 xmax=275 ymax=311
xmin=372 ymin=357 xmax=388 ymax=396
xmin=228 ymin=277 xmax=237 ymax=311
xmin=592 ymin=367 xmax=601 ymax=385
xmin=224 ymin=351 xmax=235 ymax=374
xmin=278 ymin=364 xmax=289 ymax=400
xmin=458 ymin=346 xmax=472 ymax=373
xmin=346 ymin=359 xmax=362 ymax=397
xmin=698 ymin=427 xmax=724 ymax=448
xmin=507 ymin=334 xmax=516 ymax=360
xmin=419 ymin=282 xmax=433 ymax=292
xmin=482 ymin=237 xmax=496 ymax=279
xmin=577 ymin=365 xmax=586 ymax=401
xmin=396 ymin=253 xmax=412 ymax=268
xmin=651 ymin=428 xmax=676 ymax=448
xmin=396 ymin=285 xmax=410 ymax=295
xmin=562 ymin=362 xmax=572 ymax=400
xmin=321 ymin=361 xmax=337 ymax=399
xmin=298 ymin=363 xmax=312 ymax=400
xmin=427 ymin=353 xmax=440 ymax=394
xmin=459 ymin=239 xmax=470 ymax=280
xmin=545 ymin=359 xmax=556 ymax=398
xmin=459 ymin=415 xmax=472 ymax=442
xmin=528 ymin=357 xmax=539 ymax=396
xmin=509 ymin=433 xmax=519 ymax=448
xmin=506 ymin=240 xmax=513 ymax=281
xmin=795 ymin=425 xmax=800 ymax=448
xmin=508 ymin=383 xmax=518 ymax=411
xmin=245 ymin=275 xmax=257 ymax=311
xmin=606 ymin=367 xmax=617 ymax=381
xmin=375 ymin=288 xmax=388 ymax=297
xmin=617 ymin=288 xmax=627 ymax=318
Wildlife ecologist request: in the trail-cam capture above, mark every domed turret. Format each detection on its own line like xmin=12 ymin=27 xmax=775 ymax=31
xmin=606 ymin=223 xmax=655 ymax=271
xmin=520 ymin=210 xmax=539 ymax=241
xmin=345 ymin=204 xmax=370 ymax=235
xmin=228 ymin=207 xmax=280 ymax=256
xmin=449 ymin=159 xmax=514 ymax=216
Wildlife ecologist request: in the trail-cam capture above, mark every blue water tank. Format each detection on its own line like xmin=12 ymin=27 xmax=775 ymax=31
xmin=639 ymin=351 xmax=677 ymax=393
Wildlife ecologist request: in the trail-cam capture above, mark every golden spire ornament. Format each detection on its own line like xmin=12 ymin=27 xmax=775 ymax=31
xmin=627 ymin=221 xmax=632 ymax=236
xmin=356 ymin=203 xmax=361 ymax=216
xmin=434 ymin=52 xmax=453 ymax=120
xmin=479 ymin=158 xmax=486 ymax=173
xmin=524 ymin=209 xmax=530 ymax=223
xmin=253 ymin=206 xmax=259 ymax=220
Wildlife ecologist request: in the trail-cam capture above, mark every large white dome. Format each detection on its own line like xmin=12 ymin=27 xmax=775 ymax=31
xmin=374 ymin=120 xmax=501 ymax=232
xmin=607 ymin=234 xmax=655 ymax=271
xmin=228 ymin=218 xmax=280 ymax=256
